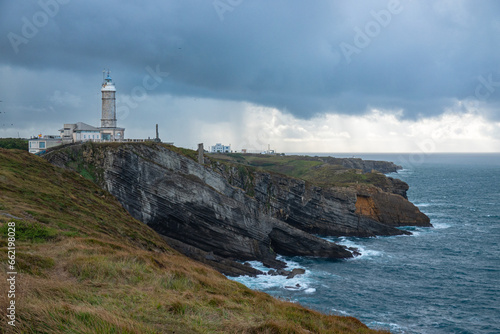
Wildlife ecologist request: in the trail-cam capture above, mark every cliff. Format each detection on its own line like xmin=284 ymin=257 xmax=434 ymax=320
xmin=208 ymin=152 xmax=403 ymax=187
xmin=45 ymin=143 xmax=354 ymax=274
xmin=210 ymin=163 xmax=425 ymax=238
xmin=318 ymin=156 xmax=402 ymax=173
xmin=0 ymin=148 xmax=389 ymax=333
xmin=45 ymin=143 xmax=430 ymax=275
xmin=207 ymin=155 xmax=429 ymax=236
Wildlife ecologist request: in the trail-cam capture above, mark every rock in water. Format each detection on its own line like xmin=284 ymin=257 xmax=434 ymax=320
xmin=286 ymin=268 xmax=306 ymax=279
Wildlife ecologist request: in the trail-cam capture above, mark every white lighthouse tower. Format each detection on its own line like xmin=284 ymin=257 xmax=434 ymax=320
xmin=99 ymin=71 xmax=124 ymax=141
xmin=101 ymin=71 xmax=116 ymax=128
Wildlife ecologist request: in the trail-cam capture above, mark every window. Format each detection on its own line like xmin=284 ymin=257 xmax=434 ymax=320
xmin=39 ymin=142 xmax=46 ymax=149
xmin=84 ymin=135 xmax=86 ymax=139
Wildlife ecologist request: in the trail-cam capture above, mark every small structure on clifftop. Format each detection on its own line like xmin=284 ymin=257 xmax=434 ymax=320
xmin=198 ymin=143 xmax=204 ymax=164
xmin=210 ymin=143 xmax=231 ymax=153
xmin=28 ymin=134 xmax=62 ymax=154
xmin=154 ymin=124 xmax=161 ymax=142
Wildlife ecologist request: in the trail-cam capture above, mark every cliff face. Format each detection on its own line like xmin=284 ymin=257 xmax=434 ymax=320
xmin=45 ymin=143 xmax=430 ymax=274
xmin=45 ymin=143 xmax=354 ymax=274
xmin=210 ymin=162 xmax=430 ymax=238
xmin=354 ymin=185 xmax=429 ymax=227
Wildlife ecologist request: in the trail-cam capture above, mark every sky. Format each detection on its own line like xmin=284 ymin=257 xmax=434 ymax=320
xmin=0 ymin=0 xmax=499 ymax=153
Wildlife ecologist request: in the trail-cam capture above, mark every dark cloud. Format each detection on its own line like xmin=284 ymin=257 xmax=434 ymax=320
xmin=1 ymin=0 xmax=500 ymax=125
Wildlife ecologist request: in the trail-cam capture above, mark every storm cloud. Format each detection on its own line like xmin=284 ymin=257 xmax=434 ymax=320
xmin=0 ymin=0 xmax=499 ymax=150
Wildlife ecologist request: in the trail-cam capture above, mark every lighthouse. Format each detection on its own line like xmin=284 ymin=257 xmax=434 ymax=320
xmin=101 ymin=71 xmax=117 ymax=128
xmin=99 ymin=71 xmax=124 ymax=141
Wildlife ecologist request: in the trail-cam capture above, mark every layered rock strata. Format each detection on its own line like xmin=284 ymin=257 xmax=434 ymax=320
xmin=45 ymin=143 xmax=431 ymax=275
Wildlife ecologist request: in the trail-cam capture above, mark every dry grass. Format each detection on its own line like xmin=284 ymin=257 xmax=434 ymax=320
xmin=0 ymin=148 xmax=389 ymax=334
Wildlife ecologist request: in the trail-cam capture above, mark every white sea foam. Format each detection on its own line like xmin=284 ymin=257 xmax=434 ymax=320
xmin=414 ymin=201 xmax=450 ymax=208
xmin=330 ymin=308 xmax=350 ymax=316
xmin=432 ymin=222 xmax=451 ymax=229
xmin=397 ymin=226 xmax=426 ymax=237
xmin=228 ymin=256 xmax=316 ymax=293
xmin=414 ymin=202 xmax=432 ymax=207
xmin=388 ymin=168 xmax=413 ymax=177
xmin=367 ymin=321 xmax=408 ymax=333
xmin=321 ymin=236 xmax=384 ymax=260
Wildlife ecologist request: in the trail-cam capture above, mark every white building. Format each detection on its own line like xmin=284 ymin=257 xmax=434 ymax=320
xmin=28 ymin=135 xmax=63 ymax=154
xmin=60 ymin=122 xmax=102 ymax=143
xmin=210 ymin=143 xmax=231 ymax=153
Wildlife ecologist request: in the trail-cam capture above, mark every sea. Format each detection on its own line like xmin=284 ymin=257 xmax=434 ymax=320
xmin=230 ymin=153 xmax=500 ymax=334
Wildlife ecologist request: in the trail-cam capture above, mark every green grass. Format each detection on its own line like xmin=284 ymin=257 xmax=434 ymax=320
xmin=0 ymin=148 xmax=389 ymax=334
xmin=0 ymin=138 xmax=28 ymax=151
xmin=209 ymin=153 xmax=390 ymax=187
xmin=162 ymin=143 xmax=198 ymax=161
xmin=0 ymin=220 xmax=58 ymax=243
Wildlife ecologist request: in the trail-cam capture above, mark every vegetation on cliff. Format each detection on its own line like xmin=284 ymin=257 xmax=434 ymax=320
xmin=208 ymin=153 xmax=400 ymax=188
xmin=0 ymin=148 xmax=388 ymax=333
xmin=0 ymin=138 xmax=28 ymax=151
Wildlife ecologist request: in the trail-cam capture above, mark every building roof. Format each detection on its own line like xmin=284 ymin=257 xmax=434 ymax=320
xmin=74 ymin=122 xmax=100 ymax=131
xmin=29 ymin=136 xmax=62 ymax=141
xmin=59 ymin=123 xmax=124 ymax=132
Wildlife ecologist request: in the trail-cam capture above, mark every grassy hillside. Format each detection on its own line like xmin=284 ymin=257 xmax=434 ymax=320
xmin=209 ymin=153 xmax=388 ymax=187
xmin=0 ymin=138 xmax=28 ymax=151
xmin=0 ymin=148 xmax=388 ymax=334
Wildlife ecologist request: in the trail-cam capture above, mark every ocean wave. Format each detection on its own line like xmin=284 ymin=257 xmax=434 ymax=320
xmin=432 ymin=222 xmax=451 ymax=229
xmin=322 ymin=236 xmax=384 ymax=260
xmin=414 ymin=201 xmax=451 ymax=208
xmin=229 ymin=257 xmax=316 ymax=292
xmin=330 ymin=307 xmax=350 ymax=316
xmin=367 ymin=321 xmax=410 ymax=334
xmin=389 ymin=168 xmax=414 ymax=176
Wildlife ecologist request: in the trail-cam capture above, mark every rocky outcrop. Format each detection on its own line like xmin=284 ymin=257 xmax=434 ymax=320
xmin=374 ymin=176 xmax=409 ymax=199
xmin=160 ymin=235 xmax=265 ymax=277
xmin=44 ymin=143 xmax=430 ymax=275
xmin=354 ymin=185 xmax=430 ymax=227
